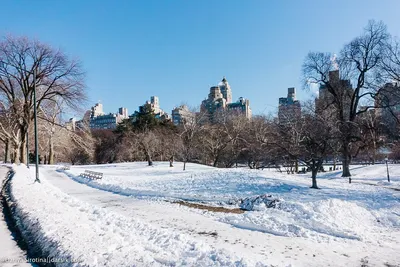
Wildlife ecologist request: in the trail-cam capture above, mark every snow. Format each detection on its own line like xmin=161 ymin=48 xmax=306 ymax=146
xmin=0 ymin=166 xmax=32 ymax=267
xmin=9 ymin=164 xmax=261 ymax=266
xmin=63 ymin=163 xmax=399 ymax=241
xmin=6 ymin=162 xmax=400 ymax=266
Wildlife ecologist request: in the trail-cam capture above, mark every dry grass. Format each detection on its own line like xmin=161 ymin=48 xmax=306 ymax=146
xmin=173 ymin=200 xmax=245 ymax=214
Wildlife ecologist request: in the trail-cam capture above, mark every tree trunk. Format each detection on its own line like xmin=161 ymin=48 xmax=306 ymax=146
xmin=146 ymin=153 xmax=153 ymax=166
xmin=311 ymin=168 xmax=319 ymax=189
xmin=4 ymin=139 xmax=11 ymax=163
xmin=183 ymin=161 xmax=186 ymax=171
xmin=49 ymin=136 xmax=54 ymax=164
xmin=213 ymin=155 xmax=219 ymax=167
xmin=12 ymin=143 xmax=20 ymax=164
xmin=371 ymin=139 xmax=376 ymax=165
xmin=18 ymin=124 xmax=29 ymax=165
xmin=295 ymin=160 xmax=299 ymax=173
xmin=341 ymin=142 xmax=352 ymax=182
xmin=20 ymin=139 xmax=27 ymax=165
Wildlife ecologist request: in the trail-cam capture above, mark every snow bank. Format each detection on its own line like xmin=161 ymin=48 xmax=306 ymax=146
xmin=10 ymin=165 xmax=264 ymax=266
xmin=223 ymin=198 xmax=397 ymax=242
xmin=0 ymin=166 xmax=31 ymax=266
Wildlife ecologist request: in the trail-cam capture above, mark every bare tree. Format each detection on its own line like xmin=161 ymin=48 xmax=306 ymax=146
xmin=137 ymin=130 xmax=160 ymax=166
xmin=380 ymin=37 xmax=400 ymax=83
xmin=179 ymin=109 xmax=206 ymax=170
xmin=200 ymin=110 xmax=248 ymax=167
xmin=299 ymin=104 xmax=336 ymax=188
xmin=356 ymin=109 xmax=383 ymax=164
xmin=242 ymin=115 xmax=277 ymax=169
xmin=0 ymin=102 xmax=23 ymax=163
xmin=38 ymin=99 xmax=65 ymax=164
xmin=274 ymin=114 xmax=304 ymax=174
xmin=0 ymin=36 xmax=86 ymax=164
xmin=302 ymin=20 xmax=390 ymax=182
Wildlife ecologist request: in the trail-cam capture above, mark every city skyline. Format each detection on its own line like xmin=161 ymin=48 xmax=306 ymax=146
xmin=1 ymin=1 xmax=400 ymax=117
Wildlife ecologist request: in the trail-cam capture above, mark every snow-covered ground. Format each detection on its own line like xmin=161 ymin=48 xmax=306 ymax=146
xmin=6 ymin=162 xmax=400 ymax=266
xmin=10 ymin=165 xmax=256 ymax=266
xmin=0 ymin=166 xmax=32 ymax=267
xmin=64 ymin=163 xmax=400 ymax=241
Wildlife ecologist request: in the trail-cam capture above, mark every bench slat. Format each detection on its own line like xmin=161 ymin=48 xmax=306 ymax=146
xmin=80 ymin=169 xmax=103 ymax=180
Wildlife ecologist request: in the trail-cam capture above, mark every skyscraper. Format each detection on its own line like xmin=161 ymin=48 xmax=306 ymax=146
xmin=118 ymin=107 xmax=128 ymax=119
xmin=139 ymin=96 xmax=169 ymax=120
xmin=375 ymin=82 xmax=400 ymax=136
xmin=278 ymin=87 xmax=301 ymax=125
xmin=219 ymin=76 xmax=232 ymax=104
xmin=91 ymin=103 xmax=104 ymax=118
xmin=315 ymin=70 xmax=353 ymax=120
xmin=201 ymin=77 xmax=251 ymax=121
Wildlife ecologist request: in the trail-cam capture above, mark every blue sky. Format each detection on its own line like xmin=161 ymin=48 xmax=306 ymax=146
xmin=1 ymin=0 xmax=400 ymax=117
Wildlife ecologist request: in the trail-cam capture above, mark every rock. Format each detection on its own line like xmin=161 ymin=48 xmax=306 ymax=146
xmin=239 ymin=194 xmax=280 ymax=211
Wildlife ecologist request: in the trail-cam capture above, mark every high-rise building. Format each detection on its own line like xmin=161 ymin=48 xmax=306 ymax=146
xmin=88 ymin=103 xmax=127 ymax=129
xmin=201 ymin=86 xmax=227 ymax=116
xmin=90 ymin=113 xmax=122 ymax=129
xmin=219 ymin=77 xmax=232 ymax=104
xmin=201 ymin=77 xmax=251 ymax=121
xmin=118 ymin=107 xmax=129 ymax=119
xmin=315 ymin=70 xmax=353 ymax=120
xmin=171 ymin=105 xmax=195 ymax=125
xmin=278 ymin=87 xmax=301 ymax=125
xmin=150 ymin=96 xmax=161 ymax=114
xmin=227 ymin=97 xmax=252 ymax=118
xmin=139 ymin=96 xmax=169 ymax=120
xmin=375 ymin=82 xmax=400 ymax=136
xmin=91 ymin=103 xmax=104 ymax=118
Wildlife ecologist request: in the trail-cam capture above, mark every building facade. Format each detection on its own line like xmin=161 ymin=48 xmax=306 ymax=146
xmin=171 ymin=105 xmax=195 ymax=125
xmin=91 ymin=103 xmax=104 ymax=118
xmin=88 ymin=103 xmax=128 ymax=130
xmin=90 ymin=113 xmax=122 ymax=129
xmin=315 ymin=70 xmax=353 ymax=120
xmin=118 ymin=107 xmax=129 ymax=119
xmin=227 ymin=97 xmax=252 ymax=118
xmin=139 ymin=96 xmax=169 ymax=120
xmin=219 ymin=77 xmax=232 ymax=104
xmin=200 ymin=77 xmax=251 ymax=121
xmin=278 ymin=87 xmax=301 ymax=125
xmin=375 ymin=82 xmax=400 ymax=136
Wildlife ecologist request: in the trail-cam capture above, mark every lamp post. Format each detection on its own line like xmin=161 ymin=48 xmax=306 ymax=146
xmin=385 ymin=157 xmax=390 ymax=183
xmin=33 ymin=68 xmax=40 ymax=183
xmin=26 ymin=132 xmax=29 ymax=168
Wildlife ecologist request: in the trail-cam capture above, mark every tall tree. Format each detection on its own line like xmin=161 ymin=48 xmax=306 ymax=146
xmin=0 ymin=36 xmax=86 ymax=164
xmin=298 ymin=105 xmax=335 ymax=189
xmin=302 ymin=20 xmax=391 ymax=181
xmin=179 ymin=109 xmax=206 ymax=170
xmin=380 ymin=37 xmax=400 ymax=83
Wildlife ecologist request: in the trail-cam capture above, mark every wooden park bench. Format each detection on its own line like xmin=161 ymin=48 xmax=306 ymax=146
xmin=79 ymin=170 xmax=103 ymax=180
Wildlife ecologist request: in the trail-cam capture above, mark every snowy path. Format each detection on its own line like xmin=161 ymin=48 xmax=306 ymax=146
xmin=0 ymin=166 xmax=32 ymax=267
xmin=41 ymin=166 xmax=399 ymax=267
